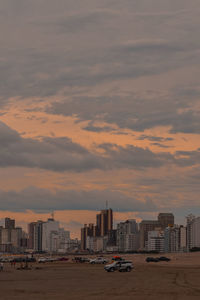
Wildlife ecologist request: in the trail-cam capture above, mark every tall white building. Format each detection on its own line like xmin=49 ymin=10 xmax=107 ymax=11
xmin=179 ymin=226 xmax=187 ymax=252
xmin=164 ymin=225 xmax=182 ymax=252
xmin=186 ymin=214 xmax=195 ymax=250
xmin=42 ymin=218 xmax=59 ymax=252
xmin=117 ymin=219 xmax=139 ymax=252
xmin=187 ymin=216 xmax=200 ymax=249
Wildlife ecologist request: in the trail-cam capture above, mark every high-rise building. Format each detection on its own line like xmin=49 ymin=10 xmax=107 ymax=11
xmin=158 ymin=213 xmax=174 ymax=229
xmin=81 ymin=209 xmax=113 ymax=250
xmin=117 ymin=220 xmax=139 ymax=252
xmin=164 ymin=225 xmax=180 ymax=253
xmin=186 ymin=214 xmax=195 ymax=250
xmin=28 ymin=222 xmax=36 ymax=249
xmin=100 ymin=209 xmax=113 ymax=236
xmin=34 ymin=221 xmax=43 ymax=252
xmin=11 ymin=227 xmax=22 ymax=250
xmin=81 ymin=224 xmax=94 ymax=250
xmin=139 ymin=220 xmax=160 ymax=250
xmin=186 ymin=215 xmax=200 ymax=250
xmin=42 ymin=218 xmax=59 ymax=252
xmin=179 ymin=225 xmax=187 ymax=252
xmin=5 ymin=218 xmax=15 ymax=229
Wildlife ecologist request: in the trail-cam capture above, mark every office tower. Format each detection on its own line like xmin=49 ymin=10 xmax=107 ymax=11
xmin=100 ymin=209 xmax=113 ymax=236
xmin=34 ymin=221 xmax=43 ymax=251
xmin=117 ymin=220 xmax=139 ymax=252
xmin=158 ymin=213 xmax=174 ymax=229
xmin=186 ymin=214 xmax=195 ymax=250
xmin=179 ymin=225 xmax=187 ymax=252
xmin=139 ymin=220 xmax=160 ymax=250
xmin=1 ymin=228 xmax=10 ymax=244
xmin=28 ymin=222 xmax=36 ymax=249
xmin=164 ymin=225 xmax=180 ymax=252
xmin=186 ymin=215 xmax=200 ymax=250
xmin=96 ymin=214 xmax=101 ymax=236
xmin=107 ymin=229 xmax=117 ymax=246
xmin=81 ymin=208 xmax=113 ymax=250
xmin=5 ymin=218 xmax=15 ymax=229
xmin=81 ymin=224 xmax=94 ymax=250
xmin=42 ymin=218 xmax=59 ymax=252
xmin=11 ymin=227 xmax=22 ymax=250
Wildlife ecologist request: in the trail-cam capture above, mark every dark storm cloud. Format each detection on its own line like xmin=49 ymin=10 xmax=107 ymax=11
xmin=48 ymin=88 xmax=200 ymax=133
xmin=0 ymin=121 xmax=103 ymax=172
xmin=0 ymin=186 xmax=157 ymax=212
xmin=0 ymin=121 xmax=167 ymax=171
xmin=1 ymin=121 xmax=200 ymax=172
xmin=98 ymin=143 xmax=173 ymax=169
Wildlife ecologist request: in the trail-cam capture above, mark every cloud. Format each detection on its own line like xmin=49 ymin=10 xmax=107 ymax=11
xmin=0 ymin=121 xmax=103 ymax=172
xmin=0 ymin=1 xmax=200 ymax=104
xmin=137 ymin=135 xmax=174 ymax=142
xmin=1 ymin=121 xmax=200 ymax=172
xmin=0 ymin=186 xmax=157 ymax=212
xmin=48 ymin=86 xmax=200 ymax=134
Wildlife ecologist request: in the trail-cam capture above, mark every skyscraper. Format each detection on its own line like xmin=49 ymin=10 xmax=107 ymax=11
xmin=5 ymin=218 xmax=15 ymax=229
xmin=158 ymin=213 xmax=174 ymax=229
xmin=81 ymin=208 xmax=113 ymax=250
xmin=100 ymin=209 xmax=113 ymax=236
xmin=28 ymin=222 xmax=36 ymax=249
xmin=139 ymin=220 xmax=160 ymax=250
xmin=34 ymin=221 xmax=43 ymax=252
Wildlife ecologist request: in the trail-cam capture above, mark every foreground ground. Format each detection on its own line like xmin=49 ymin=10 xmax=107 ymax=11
xmin=0 ymin=253 xmax=200 ymax=300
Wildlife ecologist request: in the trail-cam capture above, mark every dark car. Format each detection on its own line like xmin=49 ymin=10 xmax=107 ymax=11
xmin=146 ymin=257 xmax=159 ymax=263
xmin=58 ymin=257 xmax=69 ymax=261
xmin=158 ymin=256 xmax=171 ymax=262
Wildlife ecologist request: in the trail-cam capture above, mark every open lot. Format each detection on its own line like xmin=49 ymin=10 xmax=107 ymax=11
xmin=0 ymin=253 xmax=200 ymax=300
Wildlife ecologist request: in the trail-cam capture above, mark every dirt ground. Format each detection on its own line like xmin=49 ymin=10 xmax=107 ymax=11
xmin=0 ymin=252 xmax=200 ymax=300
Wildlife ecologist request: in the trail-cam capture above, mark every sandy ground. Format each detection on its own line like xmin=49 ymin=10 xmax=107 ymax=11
xmin=0 ymin=252 xmax=200 ymax=300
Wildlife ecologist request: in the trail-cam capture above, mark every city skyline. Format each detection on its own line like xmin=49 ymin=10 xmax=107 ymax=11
xmin=0 ymin=0 xmax=200 ymax=236
xmin=0 ymin=208 xmax=197 ymax=239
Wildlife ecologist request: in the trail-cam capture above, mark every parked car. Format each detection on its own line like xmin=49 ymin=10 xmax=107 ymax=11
xmin=104 ymin=260 xmax=133 ymax=272
xmin=38 ymin=257 xmax=48 ymax=263
xmin=146 ymin=257 xmax=159 ymax=263
xmin=158 ymin=256 xmax=171 ymax=262
xmin=90 ymin=257 xmax=108 ymax=264
xmin=58 ymin=257 xmax=69 ymax=261
xmin=38 ymin=257 xmax=54 ymax=263
xmin=73 ymin=257 xmax=90 ymax=263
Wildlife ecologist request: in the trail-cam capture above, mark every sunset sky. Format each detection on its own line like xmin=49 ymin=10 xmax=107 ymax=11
xmin=0 ymin=0 xmax=200 ymax=237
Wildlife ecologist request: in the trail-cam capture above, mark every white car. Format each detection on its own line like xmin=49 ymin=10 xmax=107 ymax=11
xmin=38 ymin=257 xmax=54 ymax=263
xmin=90 ymin=257 xmax=108 ymax=264
xmin=38 ymin=257 xmax=48 ymax=263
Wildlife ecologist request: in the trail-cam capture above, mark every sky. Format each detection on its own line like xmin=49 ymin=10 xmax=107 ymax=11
xmin=0 ymin=0 xmax=200 ymax=238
